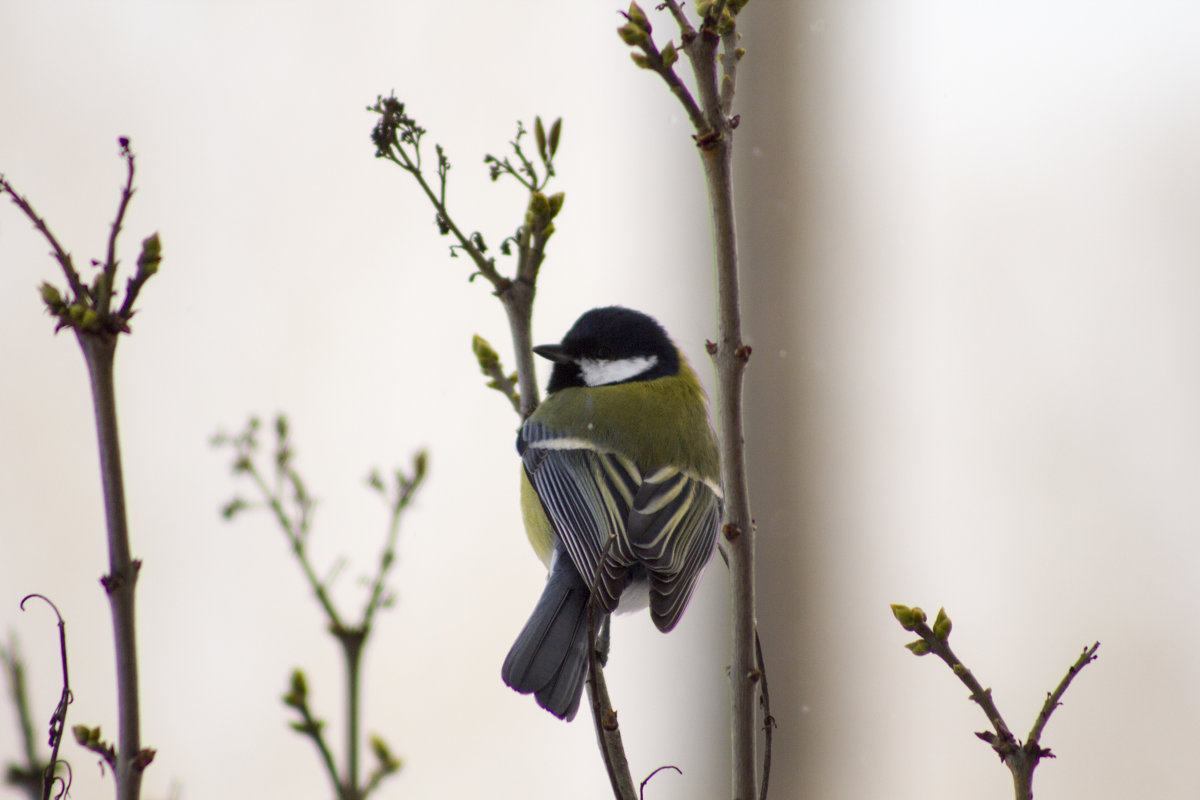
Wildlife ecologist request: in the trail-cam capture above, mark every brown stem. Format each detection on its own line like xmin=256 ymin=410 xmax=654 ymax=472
xmin=79 ymin=333 xmax=144 ymax=800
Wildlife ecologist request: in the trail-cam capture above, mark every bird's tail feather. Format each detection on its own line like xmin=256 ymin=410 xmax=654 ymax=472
xmin=502 ymin=553 xmax=591 ymax=720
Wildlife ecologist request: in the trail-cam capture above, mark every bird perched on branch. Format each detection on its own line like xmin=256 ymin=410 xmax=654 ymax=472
xmin=502 ymin=306 xmax=722 ymax=720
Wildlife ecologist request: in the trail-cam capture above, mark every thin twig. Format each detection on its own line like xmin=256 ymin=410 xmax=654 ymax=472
xmin=98 ymin=141 xmax=137 ymax=316
xmin=0 ymin=176 xmax=86 ymax=299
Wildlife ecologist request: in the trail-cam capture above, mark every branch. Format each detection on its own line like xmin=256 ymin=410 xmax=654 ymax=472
xmin=618 ymin=4 xmax=757 ymax=796
xmin=0 ymin=175 xmax=86 ymax=300
xmin=98 ymin=140 xmax=137 ymax=316
xmin=892 ymin=605 xmax=1100 ymax=800
xmin=369 ymin=97 xmax=564 ymax=418
xmin=215 ymin=415 xmax=416 ymax=800
xmin=586 ymin=605 xmax=636 ymax=800
xmin=584 ymin=535 xmax=636 ymax=800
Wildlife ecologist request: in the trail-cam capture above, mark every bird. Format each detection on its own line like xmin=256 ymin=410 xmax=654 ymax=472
xmin=501 ymin=305 xmax=723 ymax=720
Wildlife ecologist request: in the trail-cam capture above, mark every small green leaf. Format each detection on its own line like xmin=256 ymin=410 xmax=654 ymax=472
xmin=534 ymin=116 xmax=547 ymax=163
xmin=548 ymin=118 xmax=562 ymax=157
xmin=906 ymin=640 xmax=932 ymax=656
xmin=890 ymin=604 xmax=915 ymax=630
xmin=370 ymin=735 xmax=403 ymax=773
xmin=661 ymin=42 xmax=678 ymax=68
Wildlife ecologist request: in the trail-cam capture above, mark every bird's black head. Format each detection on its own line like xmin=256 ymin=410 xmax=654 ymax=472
xmin=535 ymin=306 xmax=681 ymax=393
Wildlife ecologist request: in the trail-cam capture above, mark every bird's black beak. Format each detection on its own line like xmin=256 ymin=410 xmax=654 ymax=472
xmin=532 ymin=344 xmax=572 ymax=363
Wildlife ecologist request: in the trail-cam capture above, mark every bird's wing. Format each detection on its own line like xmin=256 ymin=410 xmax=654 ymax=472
xmin=520 ymin=422 xmax=641 ymax=613
xmin=627 ymin=466 xmax=723 ymax=632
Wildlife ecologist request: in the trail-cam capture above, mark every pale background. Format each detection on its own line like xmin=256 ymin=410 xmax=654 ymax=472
xmin=3 ymin=2 xmax=1200 ymax=799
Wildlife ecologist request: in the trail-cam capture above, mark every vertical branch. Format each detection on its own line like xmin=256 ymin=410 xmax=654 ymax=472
xmin=340 ymin=632 xmax=366 ymax=800
xmin=79 ymin=334 xmax=145 ymax=800
xmin=700 ymin=136 xmax=757 ymax=800
xmin=617 ymin=3 xmax=758 ymax=794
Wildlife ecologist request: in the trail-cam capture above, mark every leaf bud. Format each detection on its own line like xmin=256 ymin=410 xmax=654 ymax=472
xmin=618 ymin=22 xmax=649 ymax=47
xmin=472 ymin=334 xmax=500 ymax=371
xmin=534 ymin=116 xmax=548 ymax=163
xmin=528 ymin=191 xmax=551 ymax=220
xmin=627 ymin=2 xmax=651 ymax=33
xmin=661 ymin=42 xmax=679 ymax=68
xmin=933 ymin=607 xmax=953 ymax=641
xmin=906 ymin=640 xmax=932 ymax=656
xmin=39 ymin=282 xmax=63 ymax=310
xmin=547 ymin=192 xmax=565 ymax=218
xmin=138 ymin=232 xmax=162 ymax=276
xmin=630 ymin=52 xmax=653 ymax=69
xmin=890 ymin=603 xmax=915 ymax=630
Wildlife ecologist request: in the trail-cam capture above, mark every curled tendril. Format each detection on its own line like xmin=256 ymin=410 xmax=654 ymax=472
xmin=19 ymin=593 xmax=64 ymax=623
xmin=20 ymin=593 xmax=73 ymax=800
xmin=49 ymin=761 xmax=73 ymax=800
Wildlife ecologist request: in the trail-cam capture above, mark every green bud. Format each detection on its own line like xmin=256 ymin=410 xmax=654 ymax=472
xmin=370 ymin=735 xmax=403 ymax=773
xmin=81 ymin=309 xmax=100 ymax=329
xmin=696 ymin=0 xmax=712 ymax=17
xmin=412 ymin=450 xmax=428 ymax=482
xmin=627 ymin=1 xmax=651 ymax=33
xmin=548 ymin=118 xmax=562 ymax=157
xmin=472 ymin=334 xmax=500 ymax=371
xmin=890 ymin=604 xmax=915 ymax=630
xmin=952 ymin=664 xmax=967 ymax=676
xmin=618 ymin=22 xmax=648 ymax=47
xmin=528 ymin=191 xmax=551 ymax=220
xmin=547 ymin=192 xmax=565 ymax=218
xmin=630 ymin=52 xmax=653 ymax=69
xmin=906 ymin=640 xmax=932 ymax=656
xmin=661 ymin=42 xmax=678 ymax=68
xmin=68 ymin=304 xmax=87 ymax=321
xmin=39 ymin=282 xmax=63 ymax=309
xmin=138 ymin=232 xmax=162 ymax=276
xmin=933 ymin=607 xmax=952 ymax=641
xmin=910 ymin=606 xmax=927 ymax=625
xmin=718 ymin=7 xmax=736 ymax=34
xmin=283 ymin=669 xmax=308 ymax=708
xmin=72 ymin=725 xmax=95 ymax=746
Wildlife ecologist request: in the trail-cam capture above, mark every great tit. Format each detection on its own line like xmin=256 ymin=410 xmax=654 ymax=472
xmin=501 ymin=306 xmax=723 ymax=720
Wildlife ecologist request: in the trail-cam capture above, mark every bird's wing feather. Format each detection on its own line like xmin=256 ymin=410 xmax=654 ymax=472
xmin=521 ymin=423 xmax=641 ymax=612
xmin=628 ymin=466 xmax=723 ymax=631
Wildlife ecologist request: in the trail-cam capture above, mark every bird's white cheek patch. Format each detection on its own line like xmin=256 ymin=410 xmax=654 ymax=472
xmin=579 ymin=355 xmax=658 ymax=386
